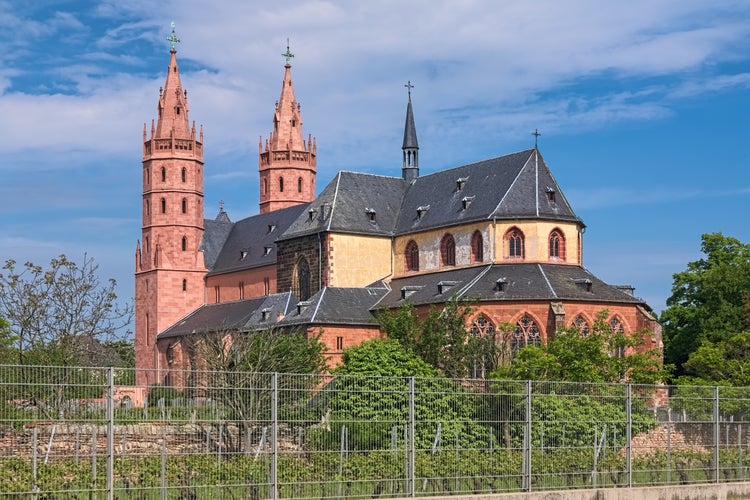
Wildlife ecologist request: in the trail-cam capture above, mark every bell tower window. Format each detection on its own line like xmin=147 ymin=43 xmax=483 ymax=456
xmin=161 ymin=167 xmax=166 ymax=182
xmin=181 ymin=168 xmax=186 ymax=182
xmin=279 ymin=177 xmax=284 ymax=192
xmin=182 ymin=236 xmax=187 ymax=251
xmin=182 ymin=198 xmax=187 ymax=214
xmin=161 ymin=198 xmax=166 ymax=214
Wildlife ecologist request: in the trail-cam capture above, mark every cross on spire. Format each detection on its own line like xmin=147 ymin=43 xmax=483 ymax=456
xmin=282 ymin=39 xmax=294 ymax=66
xmin=532 ymin=128 xmax=541 ymax=148
xmin=404 ymin=80 xmax=414 ymax=100
xmin=167 ymin=21 xmax=181 ymax=51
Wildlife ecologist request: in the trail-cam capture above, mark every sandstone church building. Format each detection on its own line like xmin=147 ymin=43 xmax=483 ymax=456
xmin=134 ymin=30 xmax=661 ymax=387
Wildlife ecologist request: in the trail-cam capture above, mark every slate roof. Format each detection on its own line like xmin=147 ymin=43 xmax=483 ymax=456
xmin=200 ymin=213 xmax=234 ymax=270
xmin=374 ymin=263 xmax=644 ymax=309
xmin=395 ymin=149 xmax=581 ymax=234
xmin=277 ymin=286 xmax=388 ymax=327
xmin=157 ymin=292 xmax=297 ymax=339
xmin=403 ymin=99 xmax=418 ymax=149
xmin=278 ymin=172 xmax=407 ymax=240
xmin=208 ymin=204 xmax=308 ymax=276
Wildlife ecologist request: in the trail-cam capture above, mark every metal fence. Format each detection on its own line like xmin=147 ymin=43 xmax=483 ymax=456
xmin=1 ymin=365 xmax=750 ymax=498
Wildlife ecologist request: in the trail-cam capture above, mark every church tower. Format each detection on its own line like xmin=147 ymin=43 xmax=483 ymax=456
xmin=259 ymin=42 xmax=316 ymax=214
xmin=135 ymin=24 xmax=206 ymax=386
xmin=402 ymin=81 xmax=419 ymax=182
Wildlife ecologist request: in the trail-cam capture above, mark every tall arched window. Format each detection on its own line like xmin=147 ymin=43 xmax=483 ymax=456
xmin=181 ymin=168 xmax=186 ymax=183
xmin=549 ymin=229 xmax=566 ymax=260
xmin=512 ymin=314 xmax=541 ymax=355
xmin=161 ymin=167 xmax=166 ymax=182
xmin=471 ymin=230 xmax=484 ymax=263
xmin=161 ymin=198 xmax=166 ymax=214
xmin=573 ymin=315 xmax=590 ymax=337
xmin=279 ymin=177 xmax=284 ymax=192
xmin=298 ymin=177 xmax=303 ymax=193
xmin=181 ymin=236 xmax=187 ymax=251
xmin=469 ymin=314 xmax=496 ymax=378
xmin=263 ymin=178 xmax=268 ymax=195
xmin=145 ymin=199 xmax=150 ymax=216
xmin=609 ymin=317 xmax=626 ymax=358
xmin=182 ymin=279 xmax=187 ymax=291
xmin=181 ymin=198 xmax=187 ymax=214
xmin=405 ymin=240 xmax=419 ymax=272
xmin=505 ymin=228 xmax=525 ymax=259
xmin=440 ymin=233 xmax=456 ymax=266
xmin=293 ymin=257 xmax=312 ymax=300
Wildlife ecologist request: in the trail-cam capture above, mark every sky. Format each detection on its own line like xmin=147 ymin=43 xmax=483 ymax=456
xmin=1 ymin=0 xmax=749 ymax=334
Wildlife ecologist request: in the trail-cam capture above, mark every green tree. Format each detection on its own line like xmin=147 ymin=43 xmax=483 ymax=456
xmin=677 ymin=331 xmax=750 ymax=386
xmin=0 ymin=316 xmax=15 ymax=363
xmin=0 ymin=254 xmax=133 ymax=366
xmin=661 ymin=233 xmax=750 ymax=376
xmin=377 ymin=296 xmax=499 ymax=379
xmin=500 ymin=311 xmax=665 ymax=384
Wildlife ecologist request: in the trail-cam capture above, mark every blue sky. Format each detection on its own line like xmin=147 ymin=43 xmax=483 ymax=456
xmin=1 ymin=1 xmax=749 ymax=333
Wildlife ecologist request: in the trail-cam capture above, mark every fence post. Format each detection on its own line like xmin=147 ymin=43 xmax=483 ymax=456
xmin=271 ymin=373 xmax=279 ymax=500
xmin=106 ymin=367 xmax=114 ymax=500
xmin=408 ymin=376 xmax=416 ymax=498
xmin=524 ymin=380 xmax=532 ymax=492
xmin=626 ymin=383 xmax=632 ymax=488
xmin=714 ymin=385 xmax=720 ymax=483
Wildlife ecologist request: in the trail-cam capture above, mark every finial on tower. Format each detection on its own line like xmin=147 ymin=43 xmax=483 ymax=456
xmin=167 ymin=21 xmax=181 ymax=51
xmin=532 ymin=128 xmax=541 ymax=148
xmin=404 ymin=80 xmax=414 ymax=101
xmin=282 ymin=38 xmax=294 ymax=66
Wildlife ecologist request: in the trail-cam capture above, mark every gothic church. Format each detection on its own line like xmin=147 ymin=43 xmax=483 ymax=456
xmin=134 ymin=35 xmax=661 ymax=386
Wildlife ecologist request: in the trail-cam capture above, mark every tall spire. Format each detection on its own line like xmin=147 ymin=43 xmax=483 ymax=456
xmin=258 ymin=40 xmax=317 ymax=214
xmin=154 ymin=22 xmax=190 ymax=140
xmin=402 ymin=80 xmax=419 ymax=182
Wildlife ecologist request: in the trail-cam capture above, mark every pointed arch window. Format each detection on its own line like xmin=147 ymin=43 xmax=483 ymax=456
xmin=181 ymin=168 xmax=186 ymax=183
xmin=512 ymin=314 xmax=541 ymax=355
xmin=573 ymin=315 xmax=590 ymax=337
xmin=161 ymin=198 xmax=166 ymax=214
xmin=471 ymin=230 xmax=484 ymax=263
xmin=440 ymin=233 xmax=456 ymax=267
xmin=549 ymin=229 xmax=566 ymax=260
xmin=182 ymin=279 xmax=187 ymax=291
xmin=181 ymin=198 xmax=187 ymax=214
xmin=145 ymin=199 xmax=150 ymax=216
xmin=293 ymin=256 xmax=312 ymax=301
xmin=609 ymin=317 xmax=626 ymax=358
xmin=469 ymin=314 xmax=496 ymax=378
xmin=263 ymin=179 xmax=268 ymax=195
xmin=161 ymin=167 xmax=166 ymax=182
xmin=279 ymin=177 xmax=284 ymax=192
xmin=298 ymin=177 xmax=303 ymax=193
xmin=505 ymin=228 xmax=525 ymax=259
xmin=181 ymin=236 xmax=187 ymax=251
xmin=405 ymin=240 xmax=419 ymax=272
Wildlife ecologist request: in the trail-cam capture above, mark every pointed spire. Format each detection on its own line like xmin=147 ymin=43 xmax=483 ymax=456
xmin=402 ymin=80 xmax=419 ymax=182
xmin=269 ymin=40 xmax=306 ymax=152
xmin=154 ymin=22 xmax=190 ymax=140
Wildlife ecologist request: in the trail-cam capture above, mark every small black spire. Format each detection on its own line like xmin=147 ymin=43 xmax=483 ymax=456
xmin=402 ymin=81 xmax=419 ymax=182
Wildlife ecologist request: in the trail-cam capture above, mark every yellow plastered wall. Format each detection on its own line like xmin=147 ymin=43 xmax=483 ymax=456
xmin=494 ymin=220 xmax=582 ymax=264
xmin=328 ymin=233 xmax=393 ymax=287
xmin=394 ymin=222 xmax=492 ymax=276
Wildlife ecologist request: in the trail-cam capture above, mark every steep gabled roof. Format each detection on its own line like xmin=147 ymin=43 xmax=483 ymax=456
xmin=277 ymin=286 xmax=388 ymax=327
xmin=208 ymin=204 xmax=308 ymax=275
xmin=157 ymin=292 xmax=297 ymax=339
xmin=200 ymin=217 xmax=234 ymax=270
xmin=278 ymin=171 xmax=407 ymax=240
xmin=395 ymin=149 xmax=582 ymax=234
xmin=374 ymin=263 xmax=643 ymax=309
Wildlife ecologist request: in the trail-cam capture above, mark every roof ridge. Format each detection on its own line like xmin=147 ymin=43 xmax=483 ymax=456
xmin=412 ymin=148 xmax=535 ymax=181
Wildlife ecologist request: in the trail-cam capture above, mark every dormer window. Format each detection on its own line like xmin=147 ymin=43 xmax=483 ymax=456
xmin=462 ymin=196 xmax=475 ymax=210
xmin=546 ymin=187 xmax=556 ymax=203
xmin=495 ymin=278 xmax=507 ymax=292
xmin=437 ymin=281 xmax=459 ymax=295
xmin=417 ymin=205 xmax=430 ymax=219
xmin=456 ymin=177 xmax=468 ymax=191
xmin=240 ymin=251 xmax=248 ymax=261
xmin=268 ymin=224 xmax=276 ymax=233
xmin=297 ymin=300 xmax=312 ymax=315
xmin=365 ymin=208 xmax=376 ymax=222
xmin=573 ymin=278 xmax=593 ymax=292
xmin=308 ymin=208 xmax=318 ymax=221
xmin=261 ymin=307 xmax=272 ymax=322
xmin=400 ymin=285 xmax=423 ymax=300
xmin=264 ymin=246 xmax=272 ymax=256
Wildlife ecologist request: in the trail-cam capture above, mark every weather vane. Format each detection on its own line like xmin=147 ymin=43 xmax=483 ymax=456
xmin=405 ymin=80 xmax=414 ymax=100
xmin=167 ymin=21 xmax=181 ymax=51
xmin=282 ymin=38 xmax=294 ymax=66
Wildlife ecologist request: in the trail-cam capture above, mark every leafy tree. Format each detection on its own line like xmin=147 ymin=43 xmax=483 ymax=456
xmin=377 ymin=296 xmax=503 ymax=379
xmin=307 ymin=339 xmax=491 ymax=451
xmin=676 ymin=331 xmax=750 ymax=386
xmin=662 ymin=233 xmax=750 ymax=376
xmin=0 ymin=316 xmax=14 ymax=363
xmin=0 ymin=254 xmax=133 ymax=366
xmin=498 ymin=310 xmax=665 ymax=384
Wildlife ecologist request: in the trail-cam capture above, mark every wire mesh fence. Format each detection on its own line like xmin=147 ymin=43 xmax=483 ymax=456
xmin=1 ymin=365 xmax=749 ymax=498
